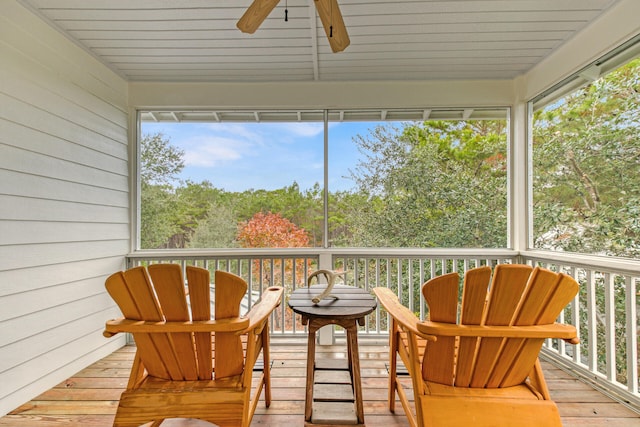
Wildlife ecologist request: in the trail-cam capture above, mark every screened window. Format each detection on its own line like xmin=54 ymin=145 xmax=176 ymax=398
xmin=138 ymin=108 xmax=509 ymax=250
xmin=531 ymin=41 xmax=640 ymax=259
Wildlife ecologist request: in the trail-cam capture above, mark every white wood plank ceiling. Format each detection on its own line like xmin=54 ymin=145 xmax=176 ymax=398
xmin=19 ymin=0 xmax=621 ymax=83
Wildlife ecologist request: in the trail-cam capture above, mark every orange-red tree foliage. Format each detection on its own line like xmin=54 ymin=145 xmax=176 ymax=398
xmin=237 ymin=212 xmax=313 ymax=288
xmin=237 ymin=211 xmax=310 ymax=249
xmin=237 ymin=212 xmax=313 ymax=331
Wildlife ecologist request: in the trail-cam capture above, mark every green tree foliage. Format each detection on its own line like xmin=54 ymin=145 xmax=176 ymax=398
xmin=141 ymin=183 xmax=180 ymax=249
xmin=188 ymin=201 xmax=238 ymax=248
xmin=533 ymin=59 xmax=640 ymax=258
xmin=140 ymin=133 xmax=184 ymax=248
xmin=169 ymin=181 xmax=228 ymax=247
xmin=346 ymin=121 xmax=507 ymax=247
xmin=140 ymin=132 xmax=184 ymax=185
xmin=328 ymin=190 xmax=369 ymax=247
xmin=178 ymin=180 xmax=239 ymax=248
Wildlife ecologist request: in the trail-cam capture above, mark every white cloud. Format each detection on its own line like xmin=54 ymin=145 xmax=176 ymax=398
xmin=182 ymin=135 xmax=248 ymax=167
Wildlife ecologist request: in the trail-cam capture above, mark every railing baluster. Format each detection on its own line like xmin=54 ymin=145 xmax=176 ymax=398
xmin=626 ymin=276 xmax=638 ymax=395
xmin=587 ymin=270 xmax=598 ymax=373
xmin=571 ymin=267 xmax=581 ymax=364
xmin=604 ymin=272 xmax=616 ymax=382
xmin=419 ymin=259 xmax=425 ymax=321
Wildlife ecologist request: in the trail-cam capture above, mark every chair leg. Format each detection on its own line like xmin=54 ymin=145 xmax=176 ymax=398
xmin=262 ymin=326 xmax=272 ymax=407
xmin=388 ymin=325 xmax=399 ymax=413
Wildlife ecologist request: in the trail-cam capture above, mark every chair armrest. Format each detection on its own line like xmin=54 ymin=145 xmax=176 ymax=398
xmin=373 ymin=287 xmax=436 ymax=341
xmin=417 ymin=321 xmax=578 ymax=342
xmin=243 ymin=286 xmax=283 ymax=333
xmin=103 ymin=317 xmax=249 ymax=338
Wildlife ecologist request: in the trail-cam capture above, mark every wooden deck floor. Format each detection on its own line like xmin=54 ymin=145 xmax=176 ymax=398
xmin=3 ymin=339 xmax=639 ymax=426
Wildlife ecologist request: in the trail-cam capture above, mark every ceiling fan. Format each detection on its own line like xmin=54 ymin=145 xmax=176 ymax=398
xmin=237 ymin=0 xmax=350 ymax=53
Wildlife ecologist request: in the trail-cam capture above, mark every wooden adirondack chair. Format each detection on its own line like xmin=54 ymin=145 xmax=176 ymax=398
xmin=373 ymin=264 xmax=579 ymax=427
xmin=103 ymin=264 xmax=283 ymax=427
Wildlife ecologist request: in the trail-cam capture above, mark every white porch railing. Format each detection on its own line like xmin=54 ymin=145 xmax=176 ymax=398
xmin=127 ymin=247 xmax=639 ymax=413
xmin=127 ymin=248 xmax=517 ymax=336
xmin=522 ymin=250 xmax=639 ymax=413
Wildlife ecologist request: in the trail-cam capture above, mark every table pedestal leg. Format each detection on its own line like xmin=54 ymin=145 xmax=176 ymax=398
xmin=305 ymin=324 xmax=317 ymax=423
xmin=346 ymin=323 xmax=364 ymax=425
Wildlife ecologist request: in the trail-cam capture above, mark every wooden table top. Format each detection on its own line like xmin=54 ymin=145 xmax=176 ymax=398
xmin=288 ymin=284 xmax=377 ymax=321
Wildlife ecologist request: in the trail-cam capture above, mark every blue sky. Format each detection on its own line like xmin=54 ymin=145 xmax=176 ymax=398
xmin=142 ymin=120 xmax=382 ymax=192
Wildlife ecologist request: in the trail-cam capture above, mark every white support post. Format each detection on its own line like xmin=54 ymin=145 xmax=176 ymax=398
xmin=510 ymin=86 xmax=530 ymax=254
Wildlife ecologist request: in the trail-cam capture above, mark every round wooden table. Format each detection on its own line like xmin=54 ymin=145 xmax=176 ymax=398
xmin=288 ymin=284 xmax=377 ymax=426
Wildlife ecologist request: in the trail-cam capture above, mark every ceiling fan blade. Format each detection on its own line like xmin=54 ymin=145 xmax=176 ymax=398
xmin=314 ymin=0 xmax=350 ymax=53
xmin=237 ymin=0 xmax=281 ymax=34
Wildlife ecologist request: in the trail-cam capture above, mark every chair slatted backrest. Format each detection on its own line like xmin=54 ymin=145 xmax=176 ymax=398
xmin=148 ymin=264 xmax=200 ymax=380
xmin=186 ymin=266 xmax=213 ymax=380
xmin=453 ymin=265 xmax=493 ymax=387
xmin=106 ymin=264 xmax=200 ymax=380
xmin=421 ymin=264 xmax=578 ymax=388
xmin=212 ymin=270 xmax=248 ymax=379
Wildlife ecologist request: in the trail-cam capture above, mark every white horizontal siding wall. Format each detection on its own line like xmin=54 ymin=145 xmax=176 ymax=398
xmin=0 ymin=1 xmax=129 ymax=416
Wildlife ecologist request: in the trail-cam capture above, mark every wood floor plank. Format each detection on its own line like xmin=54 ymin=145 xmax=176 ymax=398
xmin=34 ymin=388 xmax=124 ymax=401
xmin=560 ymin=419 xmax=640 ymax=427
xmin=55 ymin=377 xmax=128 ymax=389
xmin=0 ymin=415 xmax=116 ymax=426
